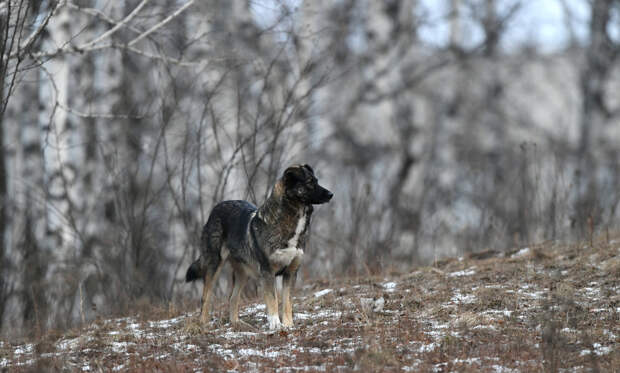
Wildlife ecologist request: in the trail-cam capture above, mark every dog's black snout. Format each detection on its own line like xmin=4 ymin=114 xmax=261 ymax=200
xmin=326 ymin=191 xmax=334 ymax=200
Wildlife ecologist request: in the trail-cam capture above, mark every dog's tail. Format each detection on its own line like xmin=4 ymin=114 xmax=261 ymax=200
xmin=185 ymin=258 xmax=204 ymax=282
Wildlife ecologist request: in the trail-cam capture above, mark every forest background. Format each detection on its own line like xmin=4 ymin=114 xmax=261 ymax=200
xmin=0 ymin=0 xmax=619 ymax=336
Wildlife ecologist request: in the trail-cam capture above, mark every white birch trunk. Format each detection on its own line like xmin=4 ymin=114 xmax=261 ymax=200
xmin=44 ymin=5 xmax=78 ymax=258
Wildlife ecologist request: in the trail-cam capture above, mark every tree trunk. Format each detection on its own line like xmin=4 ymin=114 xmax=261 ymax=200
xmin=575 ymin=0 xmax=614 ymax=235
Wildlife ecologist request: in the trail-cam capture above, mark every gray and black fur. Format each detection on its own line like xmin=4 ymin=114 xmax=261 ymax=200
xmin=186 ymin=164 xmax=333 ymax=330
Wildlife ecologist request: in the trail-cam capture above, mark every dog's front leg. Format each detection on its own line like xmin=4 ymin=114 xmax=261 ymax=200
xmin=281 ymin=272 xmax=295 ymax=327
xmin=262 ymin=275 xmax=281 ymax=330
xmin=281 ymin=254 xmax=302 ymax=327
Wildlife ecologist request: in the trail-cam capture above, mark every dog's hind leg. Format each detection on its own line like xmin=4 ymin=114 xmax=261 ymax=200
xmin=229 ymin=264 xmax=255 ymax=330
xmin=200 ymin=255 xmax=226 ymax=324
xmin=199 ymin=238 xmax=228 ymax=325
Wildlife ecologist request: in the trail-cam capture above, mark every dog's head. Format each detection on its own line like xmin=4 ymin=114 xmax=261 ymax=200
xmin=280 ymin=164 xmax=333 ymax=205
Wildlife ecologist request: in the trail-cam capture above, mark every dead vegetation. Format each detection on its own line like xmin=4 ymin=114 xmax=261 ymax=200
xmin=1 ymin=238 xmax=619 ymax=372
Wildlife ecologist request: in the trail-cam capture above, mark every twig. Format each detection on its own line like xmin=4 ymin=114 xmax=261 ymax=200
xmin=13 ymin=0 xmax=60 ymax=59
xmin=128 ymin=0 xmax=195 ymax=47
xmin=78 ymin=0 xmax=150 ymax=50
xmin=79 ymin=282 xmax=85 ymax=325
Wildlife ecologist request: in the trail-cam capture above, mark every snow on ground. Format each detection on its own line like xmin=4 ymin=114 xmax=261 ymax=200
xmin=448 ymin=267 xmax=476 ymax=277
xmin=382 ymin=281 xmax=397 ymax=292
xmin=512 ymin=247 xmax=531 ymax=257
xmin=1 ymin=242 xmax=619 ymax=371
xmin=313 ymin=288 xmax=333 ymax=298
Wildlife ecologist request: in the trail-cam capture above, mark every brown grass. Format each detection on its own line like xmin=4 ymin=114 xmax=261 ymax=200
xmin=1 ymin=238 xmax=619 ymax=372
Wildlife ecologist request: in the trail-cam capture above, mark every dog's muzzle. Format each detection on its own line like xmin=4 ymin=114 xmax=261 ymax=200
xmin=313 ymin=187 xmax=333 ymax=204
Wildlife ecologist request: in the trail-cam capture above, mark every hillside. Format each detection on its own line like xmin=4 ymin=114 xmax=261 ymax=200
xmin=1 ymin=240 xmax=619 ymax=372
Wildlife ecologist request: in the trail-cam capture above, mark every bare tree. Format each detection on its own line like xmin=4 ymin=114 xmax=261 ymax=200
xmin=574 ymin=0 xmax=618 ymax=236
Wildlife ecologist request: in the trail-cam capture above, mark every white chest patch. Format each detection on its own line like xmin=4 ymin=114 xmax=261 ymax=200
xmin=268 ymin=209 xmax=308 ymax=269
xmin=269 ymin=247 xmax=304 ymax=268
xmin=287 ymin=209 xmax=308 ymax=249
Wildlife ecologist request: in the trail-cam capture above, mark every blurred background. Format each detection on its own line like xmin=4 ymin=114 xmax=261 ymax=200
xmin=0 ymin=0 xmax=619 ymax=335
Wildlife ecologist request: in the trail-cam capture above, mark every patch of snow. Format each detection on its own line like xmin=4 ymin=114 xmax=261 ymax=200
xmin=590 ymin=308 xmax=607 ymax=313
xmin=242 ymin=303 xmax=266 ymax=315
xmin=402 ymin=360 xmax=423 ymax=371
xmin=238 ymin=348 xmax=281 ymax=358
xmin=171 ymin=342 xmax=200 ymax=352
xmin=451 ymin=290 xmax=476 ymax=304
xmin=583 ymin=287 xmax=600 ymax=297
xmin=0 ymin=358 xmax=8 ymax=368
xmin=512 ymin=247 xmax=530 ymax=257
xmin=473 ymin=324 xmax=497 ymax=331
xmin=14 ymin=359 xmax=35 ymax=366
xmin=314 ymin=289 xmax=333 ymax=298
xmin=361 ymin=297 xmax=385 ymax=312
xmin=303 ymin=309 xmax=343 ymax=320
xmin=373 ymin=297 xmax=385 ymax=312
xmin=82 ymin=364 xmax=91 ymax=371
xmin=149 ymin=316 xmax=184 ymax=328
xmin=491 ymin=365 xmax=519 ymax=372
xmin=603 ymin=329 xmax=617 ymax=340
xmin=294 ymin=312 xmax=311 ymax=320
xmin=429 ymin=321 xmax=449 ymax=329
xmin=222 ymin=331 xmax=261 ymax=339
xmin=484 ymin=309 xmax=513 ymax=317
xmin=208 ymin=343 xmax=234 ymax=358
xmin=518 ymin=284 xmax=546 ymax=299
xmin=57 ymin=337 xmax=83 ymax=351
xmin=112 ymin=364 xmax=125 ymax=372
xmin=13 ymin=343 xmax=33 ymax=355
xmin=112 ymin=316 xmax=134 ymax=324
xmin=448 ymin=268 xmax=476 ymax=277
xmin=110 ymin=341 xmax=134 ymax=354
xmin=276 ymin=366 xmax=326 ymax=372
xmin=417 ymin=342 xmax=438 ymax=353
xmin=593 ymin=343 xmax=612 ymax=356
xmin=454 ymin=357 xmax=481 ymax=365
xmin=578 ymin=346 xmax=610 ymax=357
xmin=382 ymin=282 xmax=397 ymax=292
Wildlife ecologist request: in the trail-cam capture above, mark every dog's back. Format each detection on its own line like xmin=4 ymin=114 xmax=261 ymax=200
xmin=185 ymin=200 xmax=257 ymax=282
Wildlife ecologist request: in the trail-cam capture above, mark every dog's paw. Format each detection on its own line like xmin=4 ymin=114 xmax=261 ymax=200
xmin=281 ymin=318 xmax=294 ymax=329
xmin=267 ymin=314 xmax=282 ymax=330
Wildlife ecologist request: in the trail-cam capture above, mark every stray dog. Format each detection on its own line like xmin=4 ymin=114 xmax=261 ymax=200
xmin=185 ymin=164 xmax=333 ymax=330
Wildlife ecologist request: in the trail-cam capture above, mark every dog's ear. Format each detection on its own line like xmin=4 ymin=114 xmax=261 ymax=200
xmin=302 ymin=164 xmax=314 ymax=175
xmin=283 ymin=166 xmax=304 ymax=185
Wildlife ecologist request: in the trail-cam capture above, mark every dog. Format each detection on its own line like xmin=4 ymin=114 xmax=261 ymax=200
xmin=185 ymin=164 xmax=333 ymax=330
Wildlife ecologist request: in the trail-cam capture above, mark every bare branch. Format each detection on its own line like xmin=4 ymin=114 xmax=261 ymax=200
xmin=127 ymin=0 xmax=194 ymax=47
xmin=13 ymin=1 xmax=60 ymax=59
xmin=78 ymin=0 xmax=150 ymax=50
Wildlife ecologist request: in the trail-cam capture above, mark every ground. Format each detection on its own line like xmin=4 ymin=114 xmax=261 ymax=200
xmin=1 ymin=239 xmax=619 ymax=372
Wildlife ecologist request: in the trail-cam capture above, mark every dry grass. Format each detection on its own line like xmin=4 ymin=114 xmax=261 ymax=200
xmin=1 ymin=238 xmax=619 ymax=372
